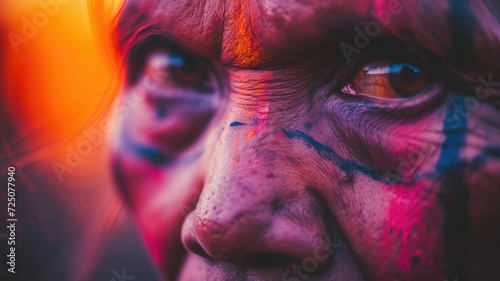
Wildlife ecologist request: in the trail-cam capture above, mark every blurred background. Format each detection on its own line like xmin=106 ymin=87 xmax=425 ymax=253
xmin=0 ymin=0 xmax=163 ymax=280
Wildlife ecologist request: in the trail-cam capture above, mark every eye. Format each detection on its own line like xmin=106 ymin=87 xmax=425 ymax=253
xmin=122 ymin=39 xmax=224 ymax=165
xmin=341 ymin=61 xmax=433 ymax=99
xmin=143 ymin=48 xmax=217 ymax=94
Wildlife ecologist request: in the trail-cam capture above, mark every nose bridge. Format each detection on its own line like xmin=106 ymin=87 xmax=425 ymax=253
xmin=199 ymin=76 xmax=283 ymax=217
xmin=198 ymin=128 xmax=280 ymax=231
xmin=195 ymin=129 xmax=283 ymax=258
xmin=181 ymin=122 xmax=332 ymax=267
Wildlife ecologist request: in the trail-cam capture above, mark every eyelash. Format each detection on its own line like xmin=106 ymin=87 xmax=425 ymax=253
xmin=327 ymin=43 xmax=461 ymax=116
xmin=127 ymin=37 xmax=203 ymax=83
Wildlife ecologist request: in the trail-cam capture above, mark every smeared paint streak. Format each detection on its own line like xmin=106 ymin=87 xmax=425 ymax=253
xmin=225 ymin=0 xmax=266 ymax=67
xmin=254 ymin=103 xmax=269 ymax=131
xmin=282 ymin=120 xmax=499 ymax=277
xmin=130 ymin=143 xmax=174 ymax=166
xmin=436 ymin=94 xmax=469 ymax=280
xmin=229 ymin=121 xmax=247 ymax=127
xmin=380 ymin=181 xmax=444 ymax=278
xmin=126 ymin=140 xmax=203 ymax=167
xmin=436 ymin=95 xmax=468 ymax=172
xmin=121 ymin=121 xmax=204 ymax=166
xmin=282 ymin=129 xmax=391 ymax=183
xmin=282 ymin=129 xmax=433 ymax=185
xmin=122 ymin=131 xmax=174 ymax=166
xmin=282 ymin=127 xmax=499 ymax=187
xmin=440 ymin=0 xmax=477 ymax=277
xmin=230 ymin=72 xmax=273 ymax=169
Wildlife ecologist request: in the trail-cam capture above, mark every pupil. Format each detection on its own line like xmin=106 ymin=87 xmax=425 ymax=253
xmin=399 ymin=64 xmax=420 ymax=84
xmin=388 ymin=63 xmax=429 ymax=98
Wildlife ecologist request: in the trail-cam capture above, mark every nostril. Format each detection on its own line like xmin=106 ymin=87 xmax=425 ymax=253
xmin=185 ymin=239 xmax=214 ymax=261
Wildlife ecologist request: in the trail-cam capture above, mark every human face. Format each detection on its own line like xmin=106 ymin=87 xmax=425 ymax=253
xmin=112 ymin=0 xmax=500 ymax=280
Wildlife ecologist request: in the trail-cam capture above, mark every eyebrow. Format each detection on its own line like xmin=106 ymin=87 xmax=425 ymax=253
xmin=115 ymin=0 xmax=497 ymax=69
xmin=115 ymin=1 xmax=161 ymax=60
xmin=116 ymin=0 xmax=225 ymax=62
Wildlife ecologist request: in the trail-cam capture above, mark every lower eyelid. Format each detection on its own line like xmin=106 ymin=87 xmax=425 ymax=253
xmin=362 ymin=84 xmax=443 ymax=106
xmin=330 ymin=84 xmax=446 ymax=121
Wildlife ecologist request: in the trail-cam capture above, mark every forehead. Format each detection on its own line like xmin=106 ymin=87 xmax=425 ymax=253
xmin=118 ymin=0 xmax=497 ymax=69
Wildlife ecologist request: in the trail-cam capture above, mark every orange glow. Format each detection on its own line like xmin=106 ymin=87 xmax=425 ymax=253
xmin=2 ymin=0 xmax=124 ymax=173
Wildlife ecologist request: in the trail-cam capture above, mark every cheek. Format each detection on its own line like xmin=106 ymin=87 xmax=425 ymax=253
xmin=331 ymin=179 xmax=446 ymax=280
xmin=468 ymin=161 xmax=500 ymax=248
xmin=112 ymin=150 xmax=198 ymax=277
xmin=379 ymin=182 xmax=445 ymax=276
xmin=113 ymin=150 xmax=169 ymax=208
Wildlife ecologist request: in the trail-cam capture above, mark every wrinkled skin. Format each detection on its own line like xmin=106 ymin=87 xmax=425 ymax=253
xmin=111 ymin=0 xmax=500 ymax=280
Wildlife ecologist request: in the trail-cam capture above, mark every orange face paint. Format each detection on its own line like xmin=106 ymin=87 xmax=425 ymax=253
xmin=222 ymin=0 xmax=268 ymax=68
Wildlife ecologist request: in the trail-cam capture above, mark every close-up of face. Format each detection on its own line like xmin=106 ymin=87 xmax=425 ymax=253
xmin=110 ymin=0 xmax=500 ymax=280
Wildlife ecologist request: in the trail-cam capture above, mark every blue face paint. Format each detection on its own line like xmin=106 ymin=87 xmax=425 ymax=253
xmin=229 ymin=121 xmax=247 ymax=127
xmin=436 ymin=92 xmax=470 ymax=280
xmin=121 ymin=130 xmax=174 ymax=166
xmin=130 ymin=143 xmax=173 ymax=166
xmin=128 ymin=142 xmax=203 ymax=166
xmin=439 ymin=0 xmax=477 ymax=183
xmin=281 ymin=129 xmax=393 ymax=184
xmin=436 ymin=95 xmax=468 ymax=172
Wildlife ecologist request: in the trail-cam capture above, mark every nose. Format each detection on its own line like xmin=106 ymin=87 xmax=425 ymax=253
xmin=181 ymin=134 xmax=333 ymax=269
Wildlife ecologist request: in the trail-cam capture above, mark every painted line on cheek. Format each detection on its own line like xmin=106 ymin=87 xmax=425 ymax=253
xmin=435 ymin=94 xmax=469 ymax=280
xmin=281 ymin=129 xmax=391 ymax=183
xmin=436 ymin=95 xmax=468 ymax=172
xmin=132 ymin=145 xmax=173 ymax=166
xmin=121 ymin=130 xmax=203 ymax=167
xmin=121 ymin=131 xmax=174 ymax=166
xmin=281 ymin=126 xmax=499 ymax=187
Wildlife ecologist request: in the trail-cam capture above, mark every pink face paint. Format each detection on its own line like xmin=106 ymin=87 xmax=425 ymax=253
xmin=379 ymin=181 xmax=445 ymax=278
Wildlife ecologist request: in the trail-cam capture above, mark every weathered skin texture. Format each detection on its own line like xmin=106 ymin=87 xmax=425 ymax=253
xmin=112 ymin=0 xmax=500 ymax=280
